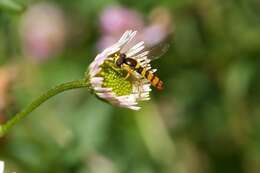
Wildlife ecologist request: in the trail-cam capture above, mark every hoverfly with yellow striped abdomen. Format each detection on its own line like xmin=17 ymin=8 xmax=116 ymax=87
xmin=111 ymin=42 xmax=168 ymax=91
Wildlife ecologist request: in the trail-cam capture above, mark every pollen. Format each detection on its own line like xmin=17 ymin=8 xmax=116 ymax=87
xmin=98 ymin=61 xmax=132 ymax=96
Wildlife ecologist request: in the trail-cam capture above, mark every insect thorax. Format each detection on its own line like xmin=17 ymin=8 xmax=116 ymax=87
xmin=113 ymin=53 xmax=126 ymax=67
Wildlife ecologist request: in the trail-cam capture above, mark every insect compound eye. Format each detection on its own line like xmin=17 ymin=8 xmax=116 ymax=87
xmin=120 ymin=53 xmax=126 ymax=59
xmin=116 ymin=57 xmax=124 ymax=67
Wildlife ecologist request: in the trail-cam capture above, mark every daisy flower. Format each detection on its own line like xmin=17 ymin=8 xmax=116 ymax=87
xmin=86 ymin=30 xmax=153 ymax=110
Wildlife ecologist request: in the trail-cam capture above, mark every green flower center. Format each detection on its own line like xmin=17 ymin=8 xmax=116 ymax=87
xmin=97 ymin=60 xmax=132 ymax=96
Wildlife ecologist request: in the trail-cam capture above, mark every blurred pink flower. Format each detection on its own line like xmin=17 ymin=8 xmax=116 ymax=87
xmin=143 ymin=6 xmax=173 ymax=46
xmin=142 ymin=24 xmax=168 ymax=46
xmin=20 ymin=2 xmax=66 ymax=61
xmin=100 ymin=6 xmax=144 ymax=35
xmin=0 ymin=66 xmax=16 ymax=113
xmin=98 ymin=6 xmax=173 ymax=51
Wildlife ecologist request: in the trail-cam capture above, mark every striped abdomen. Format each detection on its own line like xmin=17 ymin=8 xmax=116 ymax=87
xmin=135 ymin=65 xmax=164 ymax=90
xmin=123 ymin=57 xmax=164 ymax=90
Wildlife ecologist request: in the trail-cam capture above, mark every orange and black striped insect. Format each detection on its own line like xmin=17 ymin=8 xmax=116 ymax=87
xmin=114 ymin=52 xmax=164 ymax=90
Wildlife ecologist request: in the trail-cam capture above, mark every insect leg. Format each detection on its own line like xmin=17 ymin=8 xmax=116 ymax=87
xmin=111 ymin=64 xmax=123 ymax=73
xmin=124 ymin=70 xmax=133 ymax=79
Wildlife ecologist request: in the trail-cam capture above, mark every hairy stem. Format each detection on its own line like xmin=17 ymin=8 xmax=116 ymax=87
xmin=0 ymin=78 xmax=90 ymax=137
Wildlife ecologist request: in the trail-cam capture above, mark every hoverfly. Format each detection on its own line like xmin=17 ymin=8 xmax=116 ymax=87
xmin=112 ymin=43 xmax=168 ymax=90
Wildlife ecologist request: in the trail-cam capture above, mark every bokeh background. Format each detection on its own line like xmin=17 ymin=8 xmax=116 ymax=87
xmin=1 ymin=0 xmax=260 ymax=172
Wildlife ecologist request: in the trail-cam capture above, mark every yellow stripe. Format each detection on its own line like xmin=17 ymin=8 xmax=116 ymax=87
xmin=135 ymin=63 xmax=140 ymax=69
xmin=141 ymin=68 xmax=146 ymax=77
xmin=148 ymin=72 xmax=153 ymax=81
xmin=152 ymin=77 xmax=159 ymax=86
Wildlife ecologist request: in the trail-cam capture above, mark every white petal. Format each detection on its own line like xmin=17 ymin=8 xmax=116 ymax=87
xmin=128 ymin=31 xmax=137 ymax=43
xmin=126 ymin=41 xmax=144 ymax=56
xmin=127 ymin=45 xmax=145 ymax=57
xmin=139 ymin=51 xmax=149 ymax=57
xmin=138 ymin=57 xmax=148 ymax=62
xmin=94 ymin=87 xmax=112 ymax=92
xmin=0 ymin=161 xmax=4 ymax=173
xmin=117 ymin=95 xmax=136 ymax=104
xmin=91 ymin=77 xmax=103 ymax=84
xmin=130 ymin=41 xmax=144 ymax=51
xmin=97 ymin=92 xmax=115 ymax=99
xmin=140 ymin=97 xmax=150 ymax=101
xmin=151 ymin=69 xmax=157 ymax=73
xmin=118 ymin=30 xmax=131 ymax=44
xmin=104 ymin=46 xmax=120 ymax=56
xmin=128 ymin=106 xmax=141 ymax=110
xmin=118 ymin=30 xmax=137 ymax=48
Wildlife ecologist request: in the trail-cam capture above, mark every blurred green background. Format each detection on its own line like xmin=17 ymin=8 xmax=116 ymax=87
xmin=1 ymin=0 xmax=260 ymax=172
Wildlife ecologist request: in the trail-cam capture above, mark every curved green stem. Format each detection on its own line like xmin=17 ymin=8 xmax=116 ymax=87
xmin=0 ymin=78 xmax=90 ymax=137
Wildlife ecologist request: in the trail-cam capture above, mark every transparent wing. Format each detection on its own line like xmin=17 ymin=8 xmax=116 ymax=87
xmin=128 ymin=42 xmax=169 ymax=72
xmin=130 ymin=72 xmax=151 ymax=101
xmin=130 ymin=70 xmax=146 ymax=80
xmin=145 ymin=42 xmax=170 ymax=61
xmin=130 ymin=70 xmax=149 ymax=86
xmin=128 ymin=40 xmax=170 ymax=63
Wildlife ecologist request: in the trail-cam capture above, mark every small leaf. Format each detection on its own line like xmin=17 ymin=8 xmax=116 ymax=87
xmin=0 ymin=0 xmax=25 ymax=13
